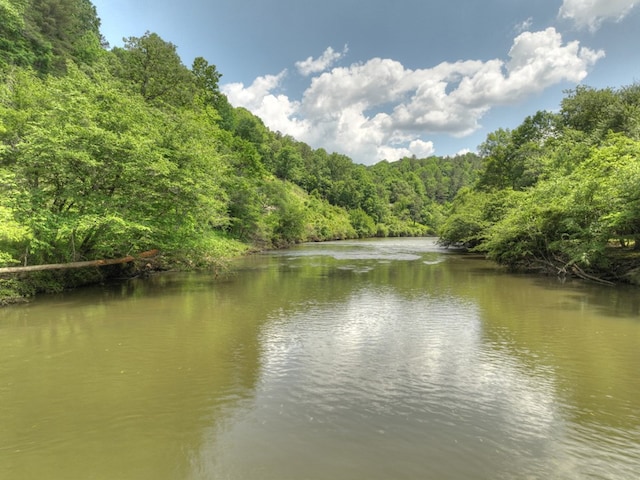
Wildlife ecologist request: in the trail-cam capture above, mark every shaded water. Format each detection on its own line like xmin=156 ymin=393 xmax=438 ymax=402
xmin=1 ymin=238 xmax=639 ymax=479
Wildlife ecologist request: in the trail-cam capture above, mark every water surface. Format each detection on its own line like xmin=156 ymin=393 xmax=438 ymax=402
xmin=1 ymin=238 xmax=639 ymax=479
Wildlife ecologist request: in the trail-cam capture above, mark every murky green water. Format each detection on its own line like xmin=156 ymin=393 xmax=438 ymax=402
xmin=1 ymin=238 xmax=639 ymax=479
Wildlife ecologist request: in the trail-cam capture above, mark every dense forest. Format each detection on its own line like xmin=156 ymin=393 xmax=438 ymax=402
xmin=1 ymin=0 xmax=639 ymax=301
xmin=439 ymin=85 xmax=640 ymax=285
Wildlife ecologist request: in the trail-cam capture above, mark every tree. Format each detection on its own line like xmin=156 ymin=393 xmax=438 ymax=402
xmin=233 ymin=107 xmax=268 ymax=144
xmin=0 ymin=64 xmax=229 ymax=265
xmin=191 ymin=56 xmax=222 ymax=105
xmin=477 ymin=133 xmax=640 ymax=274
xmin=19 ymin=0 xmax=103 ymax=72
xmin=561 ymin=85 xmax=618 ymax=138
xmin=559 ymin=85 xmax=640 ymax=142
xmin=349 ymin=208 xmax=376 ymax=238
xmin=0 ymin=0 xmax=33 ymax=69
xmin=581 ymin=134 xmax=640 ymax=251
xmin=439 ymin=188 xmax=490 ymax=247
xmin=476 ymin=128 xmax=514 ymax=190
xmin=112 ymin=31 xmax=195 ymax=106
xmin=273 ymin=144 xmax=303 ymax=182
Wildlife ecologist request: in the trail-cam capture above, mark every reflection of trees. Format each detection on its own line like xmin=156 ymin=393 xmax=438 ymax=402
xmin=2 ymin=240 xmax=639 ymax=478
xmin=0 ymin=276 xmax=261 ymax=478
xmin=467 ymin=272 xmax=640 ymax=435
xmin=193 ymin=250 xmax=568 ymax=479
xmin=0 ymin=253 xmax=364 ymax=479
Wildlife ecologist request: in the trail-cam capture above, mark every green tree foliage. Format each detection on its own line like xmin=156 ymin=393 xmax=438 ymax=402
xmin=481 ymin=136 xmax=640 ymax=270
xmin=476 ymin=111 xmax=559 ymax=191
xmin=112 ymin=32 xmax=196 ymax=107
xmin=443 ymin=83 xmax=640 ymax=282
xmin=191 ymin=56 xmax=222 ymax=106
xmin=5 ymin=0 xmax=639 ymax=296
xmin=1 ymin=0 xmax=49 ymax=70
xmin=0 ymin=0 xmax=34 ymax=69
xmin=561 ymin=84 xmax=640 ymax=142
xmin=368 ymin=154 xmax=481 ymax=234
xmin=349 ymin=208 xmax=376 ymax=238
xmin=30 ymin=0 xmax=103 ymax=68
xmin=233 ymin=107 xmax=270 ymax=145
xmin=274 ymin=144 xmax=303 ymax=183
xmin=0 ymin=0 xmax=103 ymax=73
xmin=304 ymin=195 xmax=355 ymax=241
xmin=0 ymin=64 xmax=228 ymax=265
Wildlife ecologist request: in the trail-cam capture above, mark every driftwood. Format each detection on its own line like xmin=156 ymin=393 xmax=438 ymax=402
xmin=532 ymin=256 xmax=616 ymax=286
xmin=0 ymin=250 xmax=159 ymax=274
xmin=571 ymin=264 xmax=616 ymax=286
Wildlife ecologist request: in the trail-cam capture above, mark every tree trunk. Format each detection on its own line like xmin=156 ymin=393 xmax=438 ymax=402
xmin=0 ymin=256 xmax=136 ymax=274
xmin=0 ymin=250 xmax=160 ymax=275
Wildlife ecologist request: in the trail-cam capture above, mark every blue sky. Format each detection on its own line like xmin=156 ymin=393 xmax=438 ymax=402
xmin=92 ymin=0 xmax=640 ymax=164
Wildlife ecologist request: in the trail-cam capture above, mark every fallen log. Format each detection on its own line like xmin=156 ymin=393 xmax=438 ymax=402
xmin=0 ymin=256 xmax=135 ymax=274
xmin=0 ymin=250 xmax=159 ymax=274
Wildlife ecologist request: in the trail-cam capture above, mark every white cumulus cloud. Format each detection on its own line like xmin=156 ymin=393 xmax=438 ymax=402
xmin=559 ymin=0 xmax=638 ymax=31
xmin=222 ymin=30 xmax=603 ymax=165
xmin=222 ymin=71 xmax=311 ymax=140
xmin=295 ymin=45 xmax=349 ymax=76
xmin=514 ymin=17 xmax=534 ymax=34
xmin=222 ymin=71 xmax=287 ymax=112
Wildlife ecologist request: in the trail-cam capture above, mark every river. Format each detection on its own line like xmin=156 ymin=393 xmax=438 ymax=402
xmin=1 ymin=238 xmax=639 ymax=479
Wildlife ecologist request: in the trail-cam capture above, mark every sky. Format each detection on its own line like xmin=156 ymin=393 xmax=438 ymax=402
xmin=92 ymin=0 xmax=640 ymax=165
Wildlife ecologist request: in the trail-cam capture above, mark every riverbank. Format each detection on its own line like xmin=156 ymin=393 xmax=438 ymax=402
xmin=4 ymin=237 xmax=638 ymax=307
xmin=0 ymin=240 xmax=252 ymax=306
xmin=496 ymin=246 xmax=640 ymax=287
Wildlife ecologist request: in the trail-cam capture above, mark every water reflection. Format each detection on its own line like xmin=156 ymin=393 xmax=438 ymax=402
xmin=1 ymin=238 xmax=639 ymax=479
xmin=0 ymin=273 xmax=265 ymax=479
xmin=196 ymin=285 xmax=566 ymax=479
xmin=191 ymin=240 xmax=640 ymax=479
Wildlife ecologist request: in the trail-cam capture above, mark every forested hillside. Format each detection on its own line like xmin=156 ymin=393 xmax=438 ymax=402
xmin=0 ymin=0 xmax=482 ymax=300
xmin=440 ymin=85 xmax=640 ymax=284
